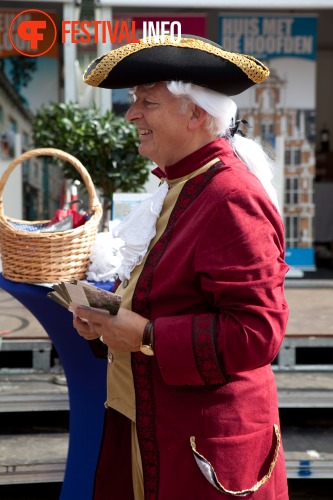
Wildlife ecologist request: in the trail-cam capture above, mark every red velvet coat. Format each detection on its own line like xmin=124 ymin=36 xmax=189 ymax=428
xmin=128 ymin=139 xmax=289 ymax=499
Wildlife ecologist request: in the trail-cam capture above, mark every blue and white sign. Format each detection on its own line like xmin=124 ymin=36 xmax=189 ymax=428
xmin=219 ymin=15 xmax=317 ymax=61
xmin=218 ymin=14 xmax=318 ymax=272
xmin=285 ymin=248 xmax=315 ymax=271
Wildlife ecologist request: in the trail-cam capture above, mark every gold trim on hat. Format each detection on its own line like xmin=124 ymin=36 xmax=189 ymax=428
xmin=83 ymin=36 xmax=269 ymax=88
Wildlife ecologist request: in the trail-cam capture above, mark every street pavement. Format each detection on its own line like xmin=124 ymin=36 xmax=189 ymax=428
xmin=0 ymin=287 xmax=48 ymax=340
xmin=1 ymin=274 xmax=333 ymax=342
xmin=0 ymin=274 xmax=333 ymax=495
xmin=285 ymin=285 xmax=333 ymax=335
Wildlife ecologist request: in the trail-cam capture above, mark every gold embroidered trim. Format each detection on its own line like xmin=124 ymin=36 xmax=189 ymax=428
xmin=83 ymin=36 xmax=269 ymax=87
xmin=190 ymin=424 xmax=281 ymax=497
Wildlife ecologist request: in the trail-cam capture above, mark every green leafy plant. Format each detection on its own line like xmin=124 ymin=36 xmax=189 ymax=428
xmin=32 ymin=102 xmax=151 ymax=229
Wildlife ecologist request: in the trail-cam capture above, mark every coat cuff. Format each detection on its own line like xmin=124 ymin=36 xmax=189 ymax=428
xmin=192 ymin=314 xmax=229 ymax=385
xmin=155 ymin=314 xmax=229 ymax=386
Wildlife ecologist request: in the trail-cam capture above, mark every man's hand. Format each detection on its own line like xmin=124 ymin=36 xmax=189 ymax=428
xmin=73 ymin=306 xmax=149 ymax=352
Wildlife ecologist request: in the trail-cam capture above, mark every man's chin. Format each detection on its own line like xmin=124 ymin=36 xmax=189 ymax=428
xmin=138 ymin=145 xmax=153 ymax=162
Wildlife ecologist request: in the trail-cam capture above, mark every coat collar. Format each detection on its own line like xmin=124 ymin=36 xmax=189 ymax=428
xmin=164 ymin=138 xmax=234 ymax=180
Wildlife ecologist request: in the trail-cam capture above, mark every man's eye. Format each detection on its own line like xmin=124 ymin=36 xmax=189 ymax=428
xmin=144 ymin=100 xmax=158 ymax=107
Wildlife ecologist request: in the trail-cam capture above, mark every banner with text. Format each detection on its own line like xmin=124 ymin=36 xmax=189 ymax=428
xmin=219 ymin=14 xmax=317 ymax=268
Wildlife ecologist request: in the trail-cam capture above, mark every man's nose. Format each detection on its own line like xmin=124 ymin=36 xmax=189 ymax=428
xmin=125 ymin=102 xmax=141 ymax=122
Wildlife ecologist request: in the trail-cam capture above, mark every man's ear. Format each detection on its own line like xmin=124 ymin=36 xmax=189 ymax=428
xmin=188 ymin=105 xmax=208 ymax=130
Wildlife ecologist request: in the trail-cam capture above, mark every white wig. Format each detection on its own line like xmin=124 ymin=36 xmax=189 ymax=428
xmin=166 ymin=81 xmax=279 ymax=211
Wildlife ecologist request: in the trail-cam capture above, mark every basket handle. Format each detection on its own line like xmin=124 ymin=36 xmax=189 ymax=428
xmin=0 ymin=148 xmax=101 ymax=215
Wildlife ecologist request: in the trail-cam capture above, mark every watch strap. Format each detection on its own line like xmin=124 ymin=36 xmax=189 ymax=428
xmin=140 ymin=321 xmax=155 ymax=356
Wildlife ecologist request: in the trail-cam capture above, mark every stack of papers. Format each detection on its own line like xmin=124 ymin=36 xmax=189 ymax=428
xmin=47 ymin=280 xmax=122 ymax=315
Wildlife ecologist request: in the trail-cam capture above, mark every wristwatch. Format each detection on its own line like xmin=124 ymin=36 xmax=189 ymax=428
xmin=140 ymin=321 xmax=155 ymax=356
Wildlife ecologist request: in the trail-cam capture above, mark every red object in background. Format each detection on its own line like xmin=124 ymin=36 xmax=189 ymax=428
xmin=70 ymin=184 xmax=79 ymax=212
xmin=47 ymin=200 xmax=86 ymax=229
xmin=47 ymin=209 xmax=86 ymax=229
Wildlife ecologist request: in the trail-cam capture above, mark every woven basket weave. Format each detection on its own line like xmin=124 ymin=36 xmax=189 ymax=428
xmin=0 ymin=148 xmax=103 ymax=283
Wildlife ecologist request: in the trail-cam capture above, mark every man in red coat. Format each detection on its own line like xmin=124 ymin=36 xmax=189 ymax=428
xmin=74 ymin=35 xmax=289 ymax=499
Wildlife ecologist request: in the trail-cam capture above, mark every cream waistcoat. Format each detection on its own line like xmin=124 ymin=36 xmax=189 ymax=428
xmin=105 ymin=159 xmax=219 ymax=421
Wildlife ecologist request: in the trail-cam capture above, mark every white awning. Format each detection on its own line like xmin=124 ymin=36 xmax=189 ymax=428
xmin=98 ymin=0 xmax=333 ymax=9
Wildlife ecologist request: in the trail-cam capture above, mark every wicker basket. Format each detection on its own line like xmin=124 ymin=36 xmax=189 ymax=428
xmin=0 ymin=148 xmax=103 ymax=283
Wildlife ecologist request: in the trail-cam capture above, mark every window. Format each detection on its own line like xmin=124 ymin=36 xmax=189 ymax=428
xmin=9 ymin=119 xmax=17 ymax=133
xmin=285 ymin=177 xmax=299 ymax=205
xmin=285 ymin=148 xmax=301 ymax=166
xmin=294 ymin=149 xmax=301 ymax=164
xmin=260 ymin=122 xmax=275 ymax=148
xmin=22 ymin=132 xmax=30 ymax=148
xmin=285 ymin=216 xmax=299 ymax=247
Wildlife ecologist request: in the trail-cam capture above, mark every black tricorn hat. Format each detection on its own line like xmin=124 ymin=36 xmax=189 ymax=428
xmin=83 ymin=34 xmax=269 ymax=96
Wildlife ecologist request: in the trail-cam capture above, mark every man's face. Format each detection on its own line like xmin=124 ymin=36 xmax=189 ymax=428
xmin=125 ymin=82 xmax=194 ymax=168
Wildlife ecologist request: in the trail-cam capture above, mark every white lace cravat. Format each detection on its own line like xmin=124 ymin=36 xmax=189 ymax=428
xmin=112 ymin=181 xmax=169 ymax=281
xmin=86 ymin=181 xmax=169 ymax=283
